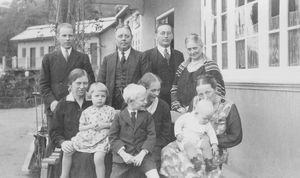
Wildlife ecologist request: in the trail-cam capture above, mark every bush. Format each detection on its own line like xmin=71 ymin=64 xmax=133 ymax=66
xmin=0 ymin=69 xmax=41 ymax=109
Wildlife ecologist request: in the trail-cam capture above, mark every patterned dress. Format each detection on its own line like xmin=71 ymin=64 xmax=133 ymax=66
xmin=72 ymin=105 xmax=115 ymax=153
xmin=160 ymin=98 xmax=242 ymax=178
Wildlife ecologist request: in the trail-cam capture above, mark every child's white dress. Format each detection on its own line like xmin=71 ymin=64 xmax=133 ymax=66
xmin=72 ymin=105 xmax=115 ymax=153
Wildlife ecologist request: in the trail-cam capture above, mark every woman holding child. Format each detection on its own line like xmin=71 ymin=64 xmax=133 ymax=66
xmin=160 ymin=74 xmax=243 ymax=177
xmin=171 ymin=33 xmax=225 ymax=113
xmin=49 ymin=68 xmax=114 ymax=178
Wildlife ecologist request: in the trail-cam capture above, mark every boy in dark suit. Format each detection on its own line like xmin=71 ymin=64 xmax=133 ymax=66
xmin=109 ymin=84 xmax=159 ymax=178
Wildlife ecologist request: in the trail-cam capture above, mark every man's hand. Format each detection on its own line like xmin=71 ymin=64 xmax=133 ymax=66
xmin=119 ymin=151 xmax=134 ymax=164
xmin=61 ymin=140 xmax=74 ymax=153
xmin=132 ymin=150 xmax=147 ymax=166
xmin=50 ymin=100 xmax=58 ymax=112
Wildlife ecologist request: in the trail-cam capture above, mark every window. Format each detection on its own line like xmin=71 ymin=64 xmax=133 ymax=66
xmin=40 ymin=47 xmax=44 ymax=57
xmin=288 ymin=28 xmax=300 ymax=66
xmin=22 ymin=48 xmax=26 ymax=58
xmin=246 ymin=2 xmax=258 ymax=35
xmin=236 ymin=40 xmax=246 ymax=69
xmin=49 ymin=46 xmax=55 ymax=53
xmin=235 ymin=8 xmax=245 ymax=38
xmin=90 ymin=43 xmax=98 ymax=66
xmin=270 ymin=0 xmax=280 ymax=30
xmin=288 ymin=0 xmax=300 ymax=27
xmin=222 ymin=0 xmax=227 ymax=13
xmin=247 ymin=37 xmax=259 ymax=68
xmin=236 ymin=0 xmax=245 ymax=7
xmin=222 ymin=15 xmax=227 ymax=41
xmin=269 ymin=33 xmax=280 ymax=66
xmin=212 ymin=45 xmax=217 ymax=62
xmin=212 ymin=18 xmax=217 ymax=43
xmin=222 ymin=43 xmax=228 ymax=69
xmin=212 ymin=0 xmax=217 ymax=16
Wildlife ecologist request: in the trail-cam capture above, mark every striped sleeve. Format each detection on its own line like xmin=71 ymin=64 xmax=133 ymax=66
xmin=204 ymin=60 xmax=226 ymax=97
xmin=171 ymin=63 xmax=186 ymax=110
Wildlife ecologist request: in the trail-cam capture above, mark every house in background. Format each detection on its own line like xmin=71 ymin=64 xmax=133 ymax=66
xmin=92 ymin=0 xmax=300 ymax=177
xmin=10 ymin=17 xmax=117 ymax=72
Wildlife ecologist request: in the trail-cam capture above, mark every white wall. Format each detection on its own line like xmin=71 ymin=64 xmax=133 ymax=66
xmin=17 ymin=39 xmax=53 ymax=69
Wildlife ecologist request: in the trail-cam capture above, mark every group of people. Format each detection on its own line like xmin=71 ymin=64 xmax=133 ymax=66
xmin=39 ymin=22 xmax=243 ymax=178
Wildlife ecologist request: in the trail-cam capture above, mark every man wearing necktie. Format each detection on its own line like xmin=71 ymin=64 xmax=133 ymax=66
xmin=97 ymin=24 xmax=148 ymax=110
xmin=142 ymin=23 xmax=184 ymax=106
xmin=39 ymin=23 xmax=95 ymax=157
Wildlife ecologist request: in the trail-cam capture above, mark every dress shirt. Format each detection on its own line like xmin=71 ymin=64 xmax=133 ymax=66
xmin=157 ymin=45 xmax=171 ymax=58
xmin=118 ymin=48 xmax=131 ymax=61
xmin=61 ymin=47 xmax=72 ymax=59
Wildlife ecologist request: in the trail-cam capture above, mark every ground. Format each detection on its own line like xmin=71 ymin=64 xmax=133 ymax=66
xmin=0 ymin=107 xmax=41 ymax=178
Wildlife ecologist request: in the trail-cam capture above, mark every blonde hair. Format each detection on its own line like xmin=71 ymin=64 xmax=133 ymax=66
xmin=89 ymin=82 xmax=109 ymax=96
xmin=185 ymin=33 xmax=203 ymax=47
xmin=123 ymin=84 xmax=146 ymax=104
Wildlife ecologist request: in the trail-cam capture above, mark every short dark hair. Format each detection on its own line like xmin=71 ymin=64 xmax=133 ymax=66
xmin=67 ymin=68 xmax=88 ymax=86
xmin=115 ymin=24 xmax=132 ymax=35
xmin=138 ymin=72 xmax=162 ymax=89
xmin=196 ymin=74 xmax=218 ymax=89
xmin=155 ymin=23 xmax=173 ymax=33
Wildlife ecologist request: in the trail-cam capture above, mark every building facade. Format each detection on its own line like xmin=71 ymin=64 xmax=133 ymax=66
xmin=97 ymin=0 xmax=300 ymax=177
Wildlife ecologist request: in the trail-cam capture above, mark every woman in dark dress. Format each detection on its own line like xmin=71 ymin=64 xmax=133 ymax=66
xmin=161 ymin=74 xmax=242 ymax=178
xmin=138 ymin=72 xmax=173 ymax=169
xmin=171 ymin=33 xmax=225 ymax=113
xmin=49 ymin=68 xmax=97 ymax=178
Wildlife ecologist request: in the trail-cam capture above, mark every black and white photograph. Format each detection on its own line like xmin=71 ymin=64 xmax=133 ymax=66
xmin=0 ymin=0 xmax=299 ymax=178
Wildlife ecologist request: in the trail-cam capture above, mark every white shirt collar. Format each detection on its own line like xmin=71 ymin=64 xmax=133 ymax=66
xmin=118 ymin=48 xmax=131 ymax=61
xmin=146 ymin=97 xmax=159 ymax=115
xmin=127 ymin=108 xmax=137 ymax=118
xmin=157 ymin=45 xmax=171 ymax=57
xmin=61 ymin=47 xmax=72 ymax=55
xmin=66 ymin=92 xmax=76 ymax=101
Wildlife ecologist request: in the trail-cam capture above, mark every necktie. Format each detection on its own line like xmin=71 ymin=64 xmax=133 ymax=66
xmin=131 ymin=112 xmax=136 ymax=126
xmin=164 ymin=48 xmax=170 ymax=65
xmin=120 ymin=52 xmax=126 ymax=64
xmin=63 ymin=48 xmax=69 ymax=61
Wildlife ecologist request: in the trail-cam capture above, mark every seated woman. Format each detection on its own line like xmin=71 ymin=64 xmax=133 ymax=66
xmin=138 ymin=72 xmax=172 ymax=169
xmin=49 ymin=68 xmax=105 ymax=178
xmin=171 ymin=33 xmax=225 ymax=113
xmin=60 ymin=82 xmax=115 ymax=178
xmin=160 ymin=74 xmax=242 ymax=177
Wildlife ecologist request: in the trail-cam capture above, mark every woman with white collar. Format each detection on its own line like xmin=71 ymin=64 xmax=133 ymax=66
xmin=171 ymin=33 xmax=225 ymax=113
xmin=138 ymin=72 xmax=173 ymax=170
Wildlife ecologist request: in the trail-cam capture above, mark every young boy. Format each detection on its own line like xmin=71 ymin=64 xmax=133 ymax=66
xmin=109 ymin=84 xmax=160 ymax=178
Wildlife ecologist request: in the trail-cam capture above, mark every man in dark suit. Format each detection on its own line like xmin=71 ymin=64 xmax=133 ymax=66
xmin=142 ymin=23 xmax=184 ymax=106
xmin=97 ymin=24 xmax=147 ymax=109
xmin=40 ymin=23 xmax=95 ymax=117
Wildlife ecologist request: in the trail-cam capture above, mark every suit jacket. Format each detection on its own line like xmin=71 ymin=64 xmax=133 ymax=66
xmin=39 ymin=48 xmax=95 ymax=114
xmin=97 ymin=48 xmax=147 ymax=105
xmin=142 ymin=47 xmax=184 ymax=105
xmin=109 ymin=108 xmax=156 ymax=163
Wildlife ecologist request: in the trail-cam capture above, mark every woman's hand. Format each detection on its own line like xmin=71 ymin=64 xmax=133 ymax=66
xmin=182 ymin=57 xmax=192 ymax=67
xmin=212 ymin=144 xmax=219 ymax=156
xmin=176 ymin=134 xmax=184 ymax=142
xmin=177 ymin=107 xmax=187 ymax=114
xmin=61 ymin=140 xmax=74 ymax=153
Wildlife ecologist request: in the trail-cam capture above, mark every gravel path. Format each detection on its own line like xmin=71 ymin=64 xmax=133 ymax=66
xmin=0 ymin=107 xmax=42 ymax=178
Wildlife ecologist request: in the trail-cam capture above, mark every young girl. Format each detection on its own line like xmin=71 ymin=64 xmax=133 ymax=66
xmin=61 ymin=82 xmax=115 ymax=178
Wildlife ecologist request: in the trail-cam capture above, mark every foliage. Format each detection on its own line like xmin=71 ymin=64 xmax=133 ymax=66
xmin=0 ymin=0 xmax=51 ymax=58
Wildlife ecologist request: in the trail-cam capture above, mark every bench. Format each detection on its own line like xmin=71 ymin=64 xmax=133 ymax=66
xmin=40 ymin=111 xmax=183 ymax=178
